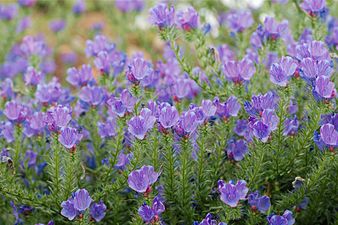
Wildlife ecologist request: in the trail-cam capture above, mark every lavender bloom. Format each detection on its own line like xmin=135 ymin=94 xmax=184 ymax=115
xmin=138 ymin=196 xmax=165 ymax=223
xmin=300 ymin=58 xmax=332 ymax=80
xmin=296 ymin=41 xmax=330 ymax=61
xmin=149 ymin=4 xmax=175 ymax=29
xmin=159 ymin=105 xmax=179 ymax=129
xmin=270 ymin=56 xmax=297 ymax=87
xmin=79 ymin=85 xmax=106 ymax=106
xmin=215 ymin=96 xmax=241 ymax=119
xmin=24 ymin=66 xmax=43 ymax=86
xmin=263 ymin=17 xmax=288 ymax=40
xmin=28 ymin=112 xmax=45 ymax=131
xmin=262 ymin=109 xmax=279 ymax=132
xmin=98 ymin=117 xmax=116 ymax=138
xmin=61 ymin=199 xmax=77 ymax=220
xmin=66 ymin=64 xmax=95 ymax=87
xmin=128 ymin=165 xmax=159 ymax=193
xmin=267 ymin=210 xmax=295 ymax=225
xmin=224 ymin=10 xmax=254 ymax=33
xmin=218 ymin=44 xmax=236 ymax=62
xmin=46 ymin=105 xmax=72 ymax=130
xmin=252 ymin=121 xmax=270 ymax=142
xmin=140 ymin=108 xmax=156 ymax=130
xmin=73 ymin=189 xmax=93 ymax=211
xmin=49 ymin=19 xmax=66 ymax=33
xmin=175 ymin=111 xmax=199 ymax=137
xmin=176 ymin=7 xmax=199 ymax=31
xmin=0 ymin=79 xmax=14 ymax=99
xmin=128 ymin=116 xmax=149 ymax=140
xmin=115 ymin=152 xmax=132 ymax=169
xmin=20 ymin=35 xmax=47 ymax=58
xmin=300 ymin=0 xmax=326 ymax=16
xmin=218 ymin=180 xmax=248 ymax=207
xmin=0 ymin=122 xmax=14 ymax=143
xmin=94 ymin=50 xmax=126 ymax=76
xmin=315 ymin=76 xmax=336 ymax=99
xmin=25 ymin=150 xmax=37 ymax=168
xmin=115 ymin=0 xmax=144 ymax=13
xmin=248 ymin=191 xmax=271 ymax=213
xmin=58 ymin=127 xmax=81 ymax=149
xmin=234 ymin=119 xmax=248 ymax=136
xmin=4 ymin=101 xmax=27 ymax=122
xmin=108 ymin=90 xmax=137 ymax=117
xmin=73 ymin=0 xmax=85 ymax=15
xmin=283 ymin=117 xmax=299 ymax=136
xmin=223 ymin=58 xmax=256 ymax=83
xmin=86 ymin=35 xmax=115 ymax=57
xmin=226 ymin=139 xmax=249 ymax=161
xmin=90 ymin=201 xmax=107 ymax=222
xmin=18 ymin=0 xmax=37 ymax=7
xmin=320 ymin=123 xmax=338 ymax=146
xmin=126 ymin=56 xmax=153 ymax=84
xmin=0 ymin=4 xmax=17 ymax=20
xmin=201 ymin=99 xmax=217 ymax=118
xmin=16 ymin=16 xmax=31 ymax=33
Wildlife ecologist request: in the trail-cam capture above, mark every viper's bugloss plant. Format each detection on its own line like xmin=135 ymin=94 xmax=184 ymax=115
xmin=0 ymin=0 xmax=337 ymax=225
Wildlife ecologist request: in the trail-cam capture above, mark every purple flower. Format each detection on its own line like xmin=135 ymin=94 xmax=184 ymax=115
xmin=267 ymin=210 xmax=295 ymax=225
xmin=115 ymin=152 xmax=132 ymax=169
xmin=61 ymin=199 xmax=77 ymax=220
xmin=86 ymin=35 xmax=115 ymax=57
xmin=115 ymin=0 xmax=144 ymax=13
xmin=176 ymin=7 xmax=199 ymax=31
xmin=0 ymin=122 xmax=14 ymax=143
xmin=283 ymin=117 xmax=299 ymax=136
xmin=300 ymin=58 xmax=332 ymax=79
xmin=218 ymin=44 xmax=236 ymax=62
xmin=98 ymin=117 xmax=116 ymax=138
xmin=45 ymin=105 xmax=72 ymax=131
xmin=49 ymin=19 xmax=66 ymax=33
xmin=28 ymin=112 xmax=46 ymax=131
xmin=126 ymin=56 xmax=153 ymax=84
xmin=18 ymin=0 xmax=37 ymax=7
xmin=25 ymin=150 xmax=37 ymax=167
xmin=58 ymin=127 xmax=82 ymax=149
xmin=270 ymin=56 xmax=297 ymax=87
xmin=314 ymin=76 xmax=336 ymax=99
xmin=94 ymin=50 xmax=126 ymax=76
xmin=140 ymin=108 xmax=156 ymax=130
xmin=262 ymin=109 xmax=279 ymax=132
xmin=0 ymin=4 xmax=17 ymax=20
xmin=252 ymin=121 xmax=270 ymax=142
xmin=149 ymin=4 xmax=175 ymax=29
xmin=215 ymin=96 xmax=241 ymax=119
xmin=16 ymin=16 xmax=31 ymax=33
xmin=128 ymin=165 xmax=159 ymax=193
xmin=263 ymin=17 xmax=288 ymax=40
xmin=159 ymin=105 xmax=179 ymax=129
xmin=300 ymin=0 xmax=326 ymax=16
xmin=4 ymin=101 xmax=27 ymax=122
xmin=24 ymin=67 xmax=43 ymax=86
xmin=175 ymin=111 xmax=199 ymax=137
xmin=79 ymin=85 xmax=106 ymax=106
xmin=201 ymin=99 xmax=217 ymax=118
xmin=73 ymin=0 xmax=85 ymax=15
xmin=138 ymin=196 xmax=165 ymax=223
xmin=128 ymin=116 xmax=149 ymax=140
xmin=218 ymin=180 xmax=248 ymax=207
xmin=227 ymin=139 xmax=248 ymax=161
xmin=223 ymin=58 xmax=256 ymax=83
xmin=248 ymin=191 xmax=271 ymax=213
xmin=296 ymin=41 xmax=330 ymax=61
xmin=320 ymin=123 xmax=338 ymax=146
xmin=224 ymin=10 xmax=253 ymax=33
xmin=66 ymin=64 xmax=95 ymax=87
xmin=90 ymin=201 xmax=107 ymax=222
xmin=73 ymin=189 xmax=93 ymax=211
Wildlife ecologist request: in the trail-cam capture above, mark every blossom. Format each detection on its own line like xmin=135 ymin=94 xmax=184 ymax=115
xmin=138 ymin=197 xmax=165 ymax=222
xmin=115 ymin=0 xmax=144 ymax=13
xmin=58 ymin=127 xmax=82 ymax=149
xmin=73 ymin=0 xmax=85 ymax=15
xmin=267 ymin=210 xmax=295 ymax=225
xmin=159 ymin=105 xmax=179 ymax=129
xmin=248 ymin=191 xmax=271 ymax=213
xmin=73 ymin=189 xmax=93 ymax=211
xmin=175 ymin=111 xmax=199 ymax=137
xmin=128 ymin=165 xmax=159 ymax=193
xmin=176 ymin=7 xmax=199 ymax=31
xmin=90 ymin=201 xmax=107 ymax=222
xmin=226 ymin=139 xmax=249 ymax=161
xmin=79 ymin=85 xmax=106 ymax=106
xmin=45 ymin=105 xmax=72 ymax=131
xmin=300 ymin=0 xmax=326 ymax=16
xmin=49 ymin=19 xmax=66 ymax=33
xmin=61 ymin=199 xmax=77 ymax=220
xmin=223 ymin=10 xmax=253 ymax=33
xmin=320 ymin=123 xmax=338 ymax=146
xmin=149 ymin=4 xmax=175 ymax=29
xmin=218 ymin=180 xmax=248 ymax=207
xmin=263 ymin=16 xmax=288 ymax=40
xmin=66 ymin=64 xmax=95 ymax=87
xmin=24 ymin=66 xmax=43 ymax=86
xmin=222 ymin=58 xmax=256 ymax=83
xmin=4 ymin=101 xmax=28 ymax=122
xmin=126 ymin=56 xmax=153 ymax=84
xmin=270 ymin=56 xmax=297 ymax=86
xmin=314 ymin=76 xmax=336 ymax=99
